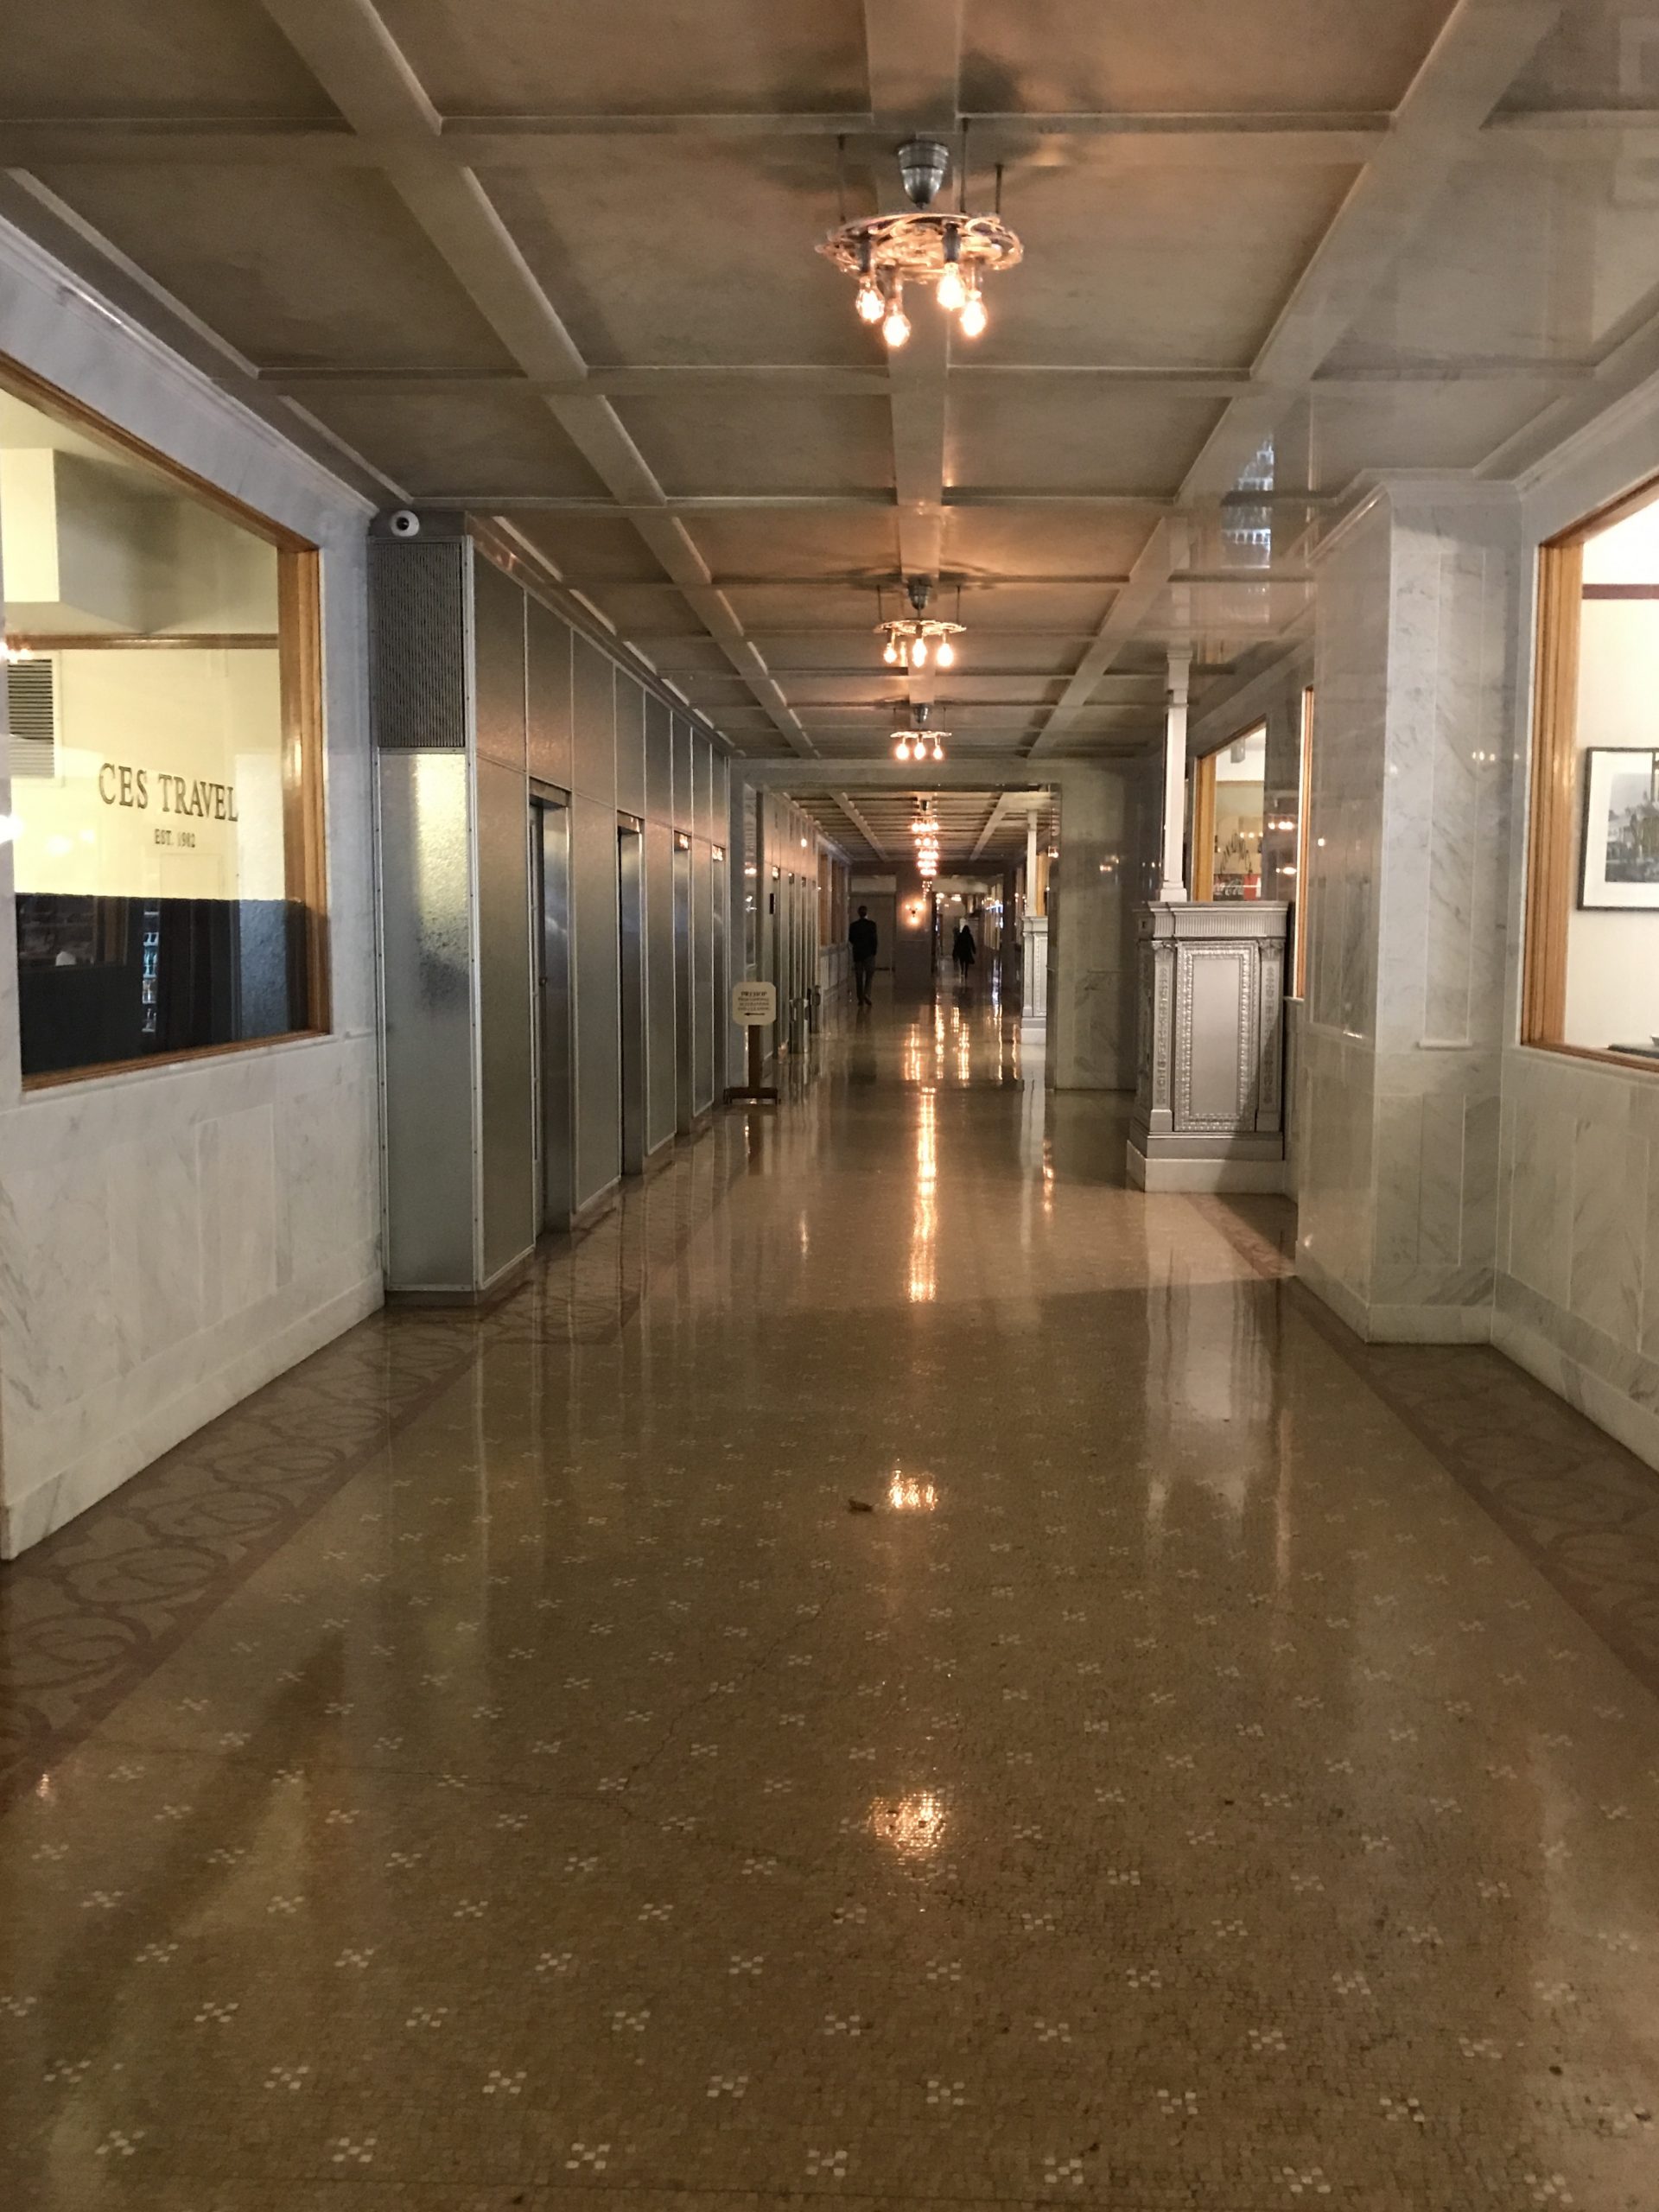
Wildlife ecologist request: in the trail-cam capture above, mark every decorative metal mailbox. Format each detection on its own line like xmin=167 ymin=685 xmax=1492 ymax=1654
xmin=1129 ymin=901 xmax=1288 ymax=1192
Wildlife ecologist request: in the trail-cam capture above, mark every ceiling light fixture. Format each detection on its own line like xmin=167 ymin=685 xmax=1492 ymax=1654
xmin=877 ymin=576 xmax=964 ymax=673
xmin=821 ymin=137 xmax=1021 ymax=348
xmin=893 ymin=704 xmax=948 ymax=763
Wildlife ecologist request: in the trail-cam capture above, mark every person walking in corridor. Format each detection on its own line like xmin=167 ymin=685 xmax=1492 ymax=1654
xmin=952 ymin=920 xmax=977 ymax=987
xmin=849 ymin=905 xmax=879 ymax=1007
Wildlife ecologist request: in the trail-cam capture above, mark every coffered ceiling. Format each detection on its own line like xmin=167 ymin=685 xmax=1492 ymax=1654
xmin=4 ymin=1 xmax=1659 ymax=779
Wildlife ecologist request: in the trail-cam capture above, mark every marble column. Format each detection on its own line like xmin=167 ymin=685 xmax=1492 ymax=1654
xmin=1159 ymin=651 xmax=1190 ymax=901
xmin=1296 ymin=480 xmax=1519 ymax=1342
xmin=1050 ymin=765 xmax=1136 ymax=1090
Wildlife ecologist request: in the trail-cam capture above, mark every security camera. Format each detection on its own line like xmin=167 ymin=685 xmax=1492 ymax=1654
xmin=387 ymin=509 xmax=422 ymax=539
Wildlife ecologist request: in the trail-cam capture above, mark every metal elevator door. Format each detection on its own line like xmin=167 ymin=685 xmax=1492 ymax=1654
xmin=672 ymin=840 xmax=694 ymax=1132
xmin=532 ymin=796 xmax=574 ymax=1233
xmin=618 ymin=822 xmax=647 ymax=1175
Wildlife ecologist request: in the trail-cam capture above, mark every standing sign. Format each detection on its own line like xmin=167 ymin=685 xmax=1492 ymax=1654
xmin=731 ymin=980 xmax=778 ymax=1026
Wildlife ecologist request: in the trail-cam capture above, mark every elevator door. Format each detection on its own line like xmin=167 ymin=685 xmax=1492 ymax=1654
xmin=532 ymin=797 xmax=574 ymax=1232
xmin=672 ymin=840 xmax=694 ymax=1132
xmin=618 ymin=822 xmax=646 ymax=1174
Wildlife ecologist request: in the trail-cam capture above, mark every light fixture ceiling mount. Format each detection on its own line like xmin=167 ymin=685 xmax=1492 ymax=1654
xmin=821 ymin=137 xmax=1021 ymax=348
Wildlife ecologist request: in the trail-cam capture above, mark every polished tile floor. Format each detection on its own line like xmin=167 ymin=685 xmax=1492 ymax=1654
xmin=4 ymin=988 xmax=1659 ymax=2209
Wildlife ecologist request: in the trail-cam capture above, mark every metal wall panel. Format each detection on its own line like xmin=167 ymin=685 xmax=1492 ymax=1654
xmin=476 ymin=754 xmax=536 ymax=1284
xmin=474 ymin=553 xmax=527 ymax=773
xmin=645 ymin=695 xmax=672 ymax=824
xmin=671 ymin=714 xmax=694 ymax=829
xmin=572 ymin=635 xmax=616 ymax=808
xmin=378 ymin=751 xmax=474 ymax=1289
xmin=693 ymin=841 xmax=715 ymax=1111
xmin=694 ymin=734 xmax=714 ymax=843
xmin=526 ymin=597 xmax=572 ymax=791
xmin=571 ymin=792 xmax=621 ymax=1205
xmin=614 ymin=673 xmax=646 ymax=818
xmin=673 ymin=842 xmax=694 ymax=1133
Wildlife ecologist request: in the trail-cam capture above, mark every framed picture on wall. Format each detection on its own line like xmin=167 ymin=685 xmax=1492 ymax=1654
xmin=1581 ymin=748 xmax=1659 ymax=907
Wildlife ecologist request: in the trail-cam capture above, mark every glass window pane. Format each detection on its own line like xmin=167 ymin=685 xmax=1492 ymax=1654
xmin=0 ymin=374 xmax=321 ymax=1080
xmin=1210 ymin=723 xmax=1268 ymax=900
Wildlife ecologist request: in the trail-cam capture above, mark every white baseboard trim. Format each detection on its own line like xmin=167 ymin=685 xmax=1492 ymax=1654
xmin=1493 ymin=1306 xmax=1659 ymax=1481
xmin=1294 ymin=1249 xmax=1492 ymax=1344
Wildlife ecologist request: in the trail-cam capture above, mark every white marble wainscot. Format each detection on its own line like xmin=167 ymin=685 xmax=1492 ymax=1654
xmin=1294 ymin=1022 xmax=1378 ymax=1329
xmin=1493 ymin=1045 xmax=1659 ymax=1475
xmin=0 ymin=1038 xmax=381 ymax=1556
xmin=0 ymin=215 xmax=382 ymax=1554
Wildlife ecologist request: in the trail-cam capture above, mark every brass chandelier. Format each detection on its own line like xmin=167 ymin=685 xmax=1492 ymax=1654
xmin=893 ymin=705 xmax=946 ymax=762
xmin=878 ymin=576 xmax=963 ymax=670
xmin=820 ymin=137 xmax=1021 ymax=349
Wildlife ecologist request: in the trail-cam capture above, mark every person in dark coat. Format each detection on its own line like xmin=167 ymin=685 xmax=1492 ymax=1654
xmin=849 ymin=905 xmax=879 ymax=1006
xmin=951 ymin=921 xmax=977 ymax=985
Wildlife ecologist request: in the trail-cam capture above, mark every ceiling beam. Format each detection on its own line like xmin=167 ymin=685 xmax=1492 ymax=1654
xmin=830 ymin=792 xmax=890 ymax=860
xmin=1027 ymin=0 xmax=1564 ymax=754
xmin=253 ymin=0 xmax=816 ymax=757
xmin=249 ymin=359 xmax=1594 ymax=399
xmin=969 ymin=788 xmax=1035 ymax=861
xmin=33 ymin=108 xmax=1614 ymax=168
xmin=742 ymin=754 xmax=1061 ymax=791
xmin=384 ymin=488 xmax=1326 ymax=512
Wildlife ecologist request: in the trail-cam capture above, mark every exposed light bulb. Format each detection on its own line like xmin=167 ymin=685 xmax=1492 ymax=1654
xmin=883 ymin=637 xmax=899 ymax=665
xmin=936 ymin=264 xmax=966 ymax=312
xmin=855 ymin=277 xmax=885 ymax=323
xmin=911 ymin=636 xmax=928 ymax=667
xmin=882 ymin=304 xmax=911 ymax=348
xmin=895 ymin=735 xmax=911 ymax=760
xmin=935 ymin=638 xmax=955 ymax=668
xmin=958 ymin=291 xmax=987 ymax=339
xmin=932 ymin=738 xmax=944 ymax=760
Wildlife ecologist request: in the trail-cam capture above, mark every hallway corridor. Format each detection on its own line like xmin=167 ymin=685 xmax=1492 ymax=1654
xmin=6 ymin=996 xmax=1659 ymax=2209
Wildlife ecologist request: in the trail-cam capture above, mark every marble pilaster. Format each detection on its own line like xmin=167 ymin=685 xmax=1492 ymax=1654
xmin=1297 ymin=482 xmax=1521 ymax=1342
xmin=1049 ymin=765 xmax=1137 ymax=1090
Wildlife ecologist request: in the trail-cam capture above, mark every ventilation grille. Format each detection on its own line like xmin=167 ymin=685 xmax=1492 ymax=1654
xmin=371 ymin=538 xmax=468 ymax=751
xmin=6 ymin=656 xmax=55 ymax=779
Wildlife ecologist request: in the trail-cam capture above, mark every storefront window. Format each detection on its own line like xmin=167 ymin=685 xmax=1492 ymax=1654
xmin=1526 ymin=486 xmax=1659 ymax=1063
xmin=1192 ymin=722 xmax=1267 ymax=900
xmin=1 ymin=366 xmax=324 ymax=1082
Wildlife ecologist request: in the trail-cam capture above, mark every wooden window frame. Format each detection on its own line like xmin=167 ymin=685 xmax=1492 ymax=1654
xmin=1522 ymin=471 xmax=1659 ymax=1076
xmin=1292 ymin=685 xmax=1315 ymax=999
xmin=1 ymin=353 xmax=330 ymax=1091
xmin=1191 ymin=718 xmax=1268 ymax=903
xmin=1190 ymin=753 xmax=1217 ymax=900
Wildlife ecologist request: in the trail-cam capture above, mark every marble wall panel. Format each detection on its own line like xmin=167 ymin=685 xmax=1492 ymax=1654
xmin=0 ymin=219 xmax=382 ymax=1554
